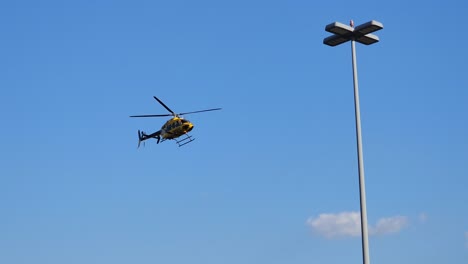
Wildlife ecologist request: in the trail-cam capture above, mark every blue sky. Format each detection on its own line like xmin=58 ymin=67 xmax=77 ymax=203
xmin=1 ymin=0 xmax=467 ymax=263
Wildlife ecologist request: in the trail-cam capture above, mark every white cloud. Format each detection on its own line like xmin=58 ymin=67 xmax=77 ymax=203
xmin=306 ymin=211 xmax=408 ymax=239
xmin=418 ymin=212 xmax=428 ymax=223
xmin=306 ymin=211 xmax=361 ymax=238
xmin=371 ymin=216 xmax=408 ymax=235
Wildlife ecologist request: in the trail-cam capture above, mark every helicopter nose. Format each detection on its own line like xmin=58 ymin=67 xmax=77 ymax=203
xmin=185 ymin=124 xmax=193 ymax=132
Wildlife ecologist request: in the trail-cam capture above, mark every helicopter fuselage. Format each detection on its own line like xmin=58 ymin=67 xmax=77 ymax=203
xmin=161 ymin=117 xmax=194 ymax=139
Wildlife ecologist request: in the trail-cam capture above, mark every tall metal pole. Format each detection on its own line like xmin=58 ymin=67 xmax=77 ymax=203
xmin=351 ymin=37 xmax=371 ymax=264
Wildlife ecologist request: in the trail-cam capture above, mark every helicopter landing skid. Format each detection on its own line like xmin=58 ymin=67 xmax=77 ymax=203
xmin=176 ymin=134 xmax=195 ymax=147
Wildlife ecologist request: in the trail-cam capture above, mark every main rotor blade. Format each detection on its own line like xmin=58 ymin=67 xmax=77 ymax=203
xmin=178 ymin=108 xmax=222 ymax=115
xmin=130 ymin=114 xmax=173 ymax=118
xmin=153 ymin=96 xmax=175 ymax=115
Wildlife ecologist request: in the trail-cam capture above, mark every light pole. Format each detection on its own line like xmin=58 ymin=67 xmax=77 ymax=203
xmin=323 ymin=20 xmax=383 ymax=264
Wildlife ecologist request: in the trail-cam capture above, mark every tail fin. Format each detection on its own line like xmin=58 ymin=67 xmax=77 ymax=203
xmin=137 ymin=130 xmax=159 ymax=147
xmin=138 ymin=130 xmax=144 ymax=148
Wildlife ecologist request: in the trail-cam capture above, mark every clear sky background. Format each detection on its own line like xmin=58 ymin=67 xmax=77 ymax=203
xmin=1 ymin=0 xmax=467 ymax=263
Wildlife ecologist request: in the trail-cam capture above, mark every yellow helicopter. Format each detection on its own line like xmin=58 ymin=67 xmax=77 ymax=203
xmin=130 ymin=96 xmax=221 ymax=147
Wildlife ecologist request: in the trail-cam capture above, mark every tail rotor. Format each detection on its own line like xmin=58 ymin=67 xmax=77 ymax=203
xmin=137 ymin=130 xmax=145 ymax=148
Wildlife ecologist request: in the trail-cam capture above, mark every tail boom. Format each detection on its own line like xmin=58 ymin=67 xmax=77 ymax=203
xmin=137 ymin=130 xmax=162 ymax=148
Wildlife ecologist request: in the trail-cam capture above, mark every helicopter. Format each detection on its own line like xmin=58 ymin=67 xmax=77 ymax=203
xmin=130 ymin=96 xmax=221 ymax=147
